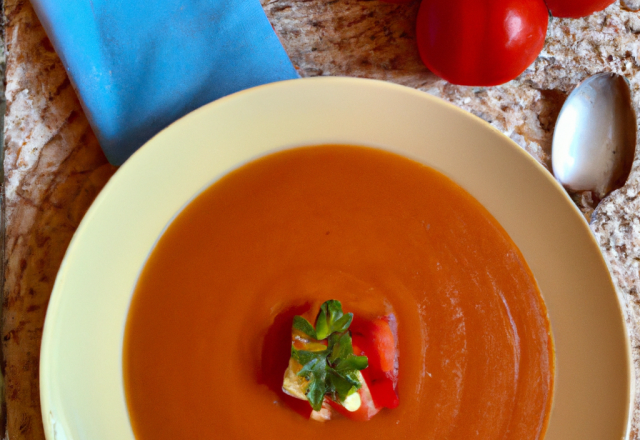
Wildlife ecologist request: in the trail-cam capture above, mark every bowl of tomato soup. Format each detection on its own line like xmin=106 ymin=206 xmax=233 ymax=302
xmin=40 ymin=77 xmax=631 ymax=440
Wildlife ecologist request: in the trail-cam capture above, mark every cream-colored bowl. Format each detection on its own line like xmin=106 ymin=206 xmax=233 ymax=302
xmin=40 ymin=77 xmax=631 ymax=439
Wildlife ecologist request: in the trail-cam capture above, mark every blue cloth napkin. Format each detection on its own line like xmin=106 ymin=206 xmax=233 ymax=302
xmin=30 ymin=0 xmax=299 ymax=165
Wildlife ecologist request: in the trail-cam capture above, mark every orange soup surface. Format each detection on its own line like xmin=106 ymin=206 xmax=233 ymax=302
xmin=124 ymin=145 xmax=554 ymax=439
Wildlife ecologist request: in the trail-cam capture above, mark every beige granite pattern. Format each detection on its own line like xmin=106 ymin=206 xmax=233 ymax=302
xmin=3 ymin=0 xmax=640 ymax=438
xmin=2 ymin=1 xmax=116 ymax=438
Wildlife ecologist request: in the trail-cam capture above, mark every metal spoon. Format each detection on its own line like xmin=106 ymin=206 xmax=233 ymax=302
xmin=552 ymin=72 xmax=637 ymax=202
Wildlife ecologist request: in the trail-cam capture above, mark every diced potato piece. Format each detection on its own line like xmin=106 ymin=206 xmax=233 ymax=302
xmin=282 ymin=358 xmax=308 ymax=401
xmin=310 ymin=399 xmax=340 ymax=421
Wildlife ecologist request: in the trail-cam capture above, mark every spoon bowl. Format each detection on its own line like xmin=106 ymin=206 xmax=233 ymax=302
xmin=552 ymin=72 xmax=637 ymax=200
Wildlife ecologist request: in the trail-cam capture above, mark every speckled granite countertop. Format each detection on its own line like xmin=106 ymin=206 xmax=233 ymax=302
xmin=3 ymin=0 xmax=640 ymax=438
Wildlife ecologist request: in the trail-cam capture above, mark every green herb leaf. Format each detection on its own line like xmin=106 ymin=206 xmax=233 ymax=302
xmin=342 ymin=370 xmax=363 ymax=388
xmin=326 ymin=369 xmax=359 ymax=403
xmin=329 ymin=331 xmax=368 ymax=374
xmin=292 ymin=347 xmax=329 ymax=411
xmin=289 ymin=300 xmax=369 ymax=411
xmin=293 ymin=316 xmax=317 ymax=339
xmin=328 ymin=332 xmax=353 ymax=363
xmin=326 ymin=300 xmax=346 ymax=326
xmin=315 ymin=300 xmax=353 ymax=339
xmin=291 ymin=347 xmax=328 ymax=366
xmin=307 ymin=377 xmax=327 ymax=411
xmin=335 ymin=355 xmax=369 ymax=372
xmin=315 ymin=306 xmax=330 ymax=340
xmin=297 ymin=355 xmax=328 ymax=411
xmin=333 ymin=313 xmax=353 ymax=333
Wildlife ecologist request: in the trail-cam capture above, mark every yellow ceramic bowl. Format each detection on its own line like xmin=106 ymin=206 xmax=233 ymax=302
xmin=40 ymin=77 xmax=631 ymax=439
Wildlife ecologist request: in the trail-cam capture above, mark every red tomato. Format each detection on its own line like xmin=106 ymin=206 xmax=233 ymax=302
xmin=415 ymin=0 xmax=549 ymax=86
xmin=544 ymin=0 xmax=615 ymax=17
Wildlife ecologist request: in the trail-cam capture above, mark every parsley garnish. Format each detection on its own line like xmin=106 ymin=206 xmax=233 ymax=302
xmin=291 ymin=300 xmax=368 ymax=411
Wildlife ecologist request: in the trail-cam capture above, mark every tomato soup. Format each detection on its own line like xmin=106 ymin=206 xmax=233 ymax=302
xmin=124 ymin=145 xmax=554 ymax=439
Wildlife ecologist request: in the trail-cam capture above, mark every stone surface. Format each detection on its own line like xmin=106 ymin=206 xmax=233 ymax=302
xmin=624 ymin=0 xmax=640 ymax=12
xmin=2 ymin=1 xmax=116 ymax=438
xmin=3 ymin=0 xmax=640 ymax=438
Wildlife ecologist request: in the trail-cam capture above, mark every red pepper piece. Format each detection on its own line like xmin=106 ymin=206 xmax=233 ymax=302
xmin=369 ymin=378 xmax=399 ymax=409
xmin=351 ymin=316 xmax=399 ymax=410
xmin=371 ymin=318 xmax=396 ymax=372
xmin=351 ymin=317 xmax=397 ymax=377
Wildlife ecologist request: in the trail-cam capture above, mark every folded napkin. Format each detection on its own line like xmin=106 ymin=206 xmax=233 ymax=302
xmin=31 ymin=0 xmax=299 ymax=165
